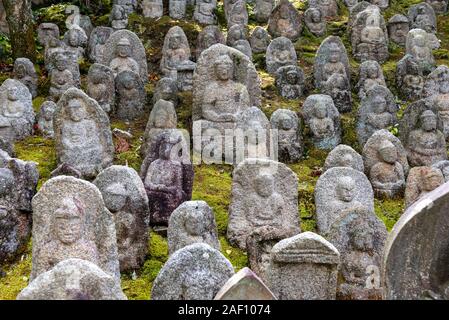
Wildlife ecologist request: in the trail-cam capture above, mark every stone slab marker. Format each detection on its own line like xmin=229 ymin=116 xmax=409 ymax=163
xmin=214 ymin=267 xmax=277 ymax=300
xmin=267 ymin=232 xmax=340 ymax=300
xmin=383 ymin=182 xmax=449 ymax=299
xmin=17 ymin=259 xmax=127 ymax=300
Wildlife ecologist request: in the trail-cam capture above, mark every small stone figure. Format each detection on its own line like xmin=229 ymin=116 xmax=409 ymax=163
xmin=109 ymin=38 xmax=140 ymax=78
xmin=309 ymin=0 xmax=338 ymax=19
xmin=363 ymin=130 xmax=409 ymax=198
xmin=267 ymin=0 xmax=303 ymax=42
xmin=114 ymin=0 xmax=137 ymax=14
xmin=406 ymin=28 xmax=437 ymax=75
xmin=0 ymin=79 xmax=35 ymax=143
xmin=63 ymin=25 xmax=88 ymax=59
xmin=53 ymin=88 xmax=114 ymax=179
xmin=167 ymin=200 xmax=220 ymax=256
xmin=152 ymin=77 xmax=179 ymax=107
xmin=115 ymin=70 xmax=145 ymax=120
xmin=49 ymin=53 xmax=76 ymax=102
xmin=141 ymin=0 xmax=163 ymax=18
xmin=232 ymin=39 xmax=252 ymax=59
xmin=356 ymin=60 xmax=386 ymax=100
xmin=37 ymin=23 xmax=60 ymax=48
xmin=169 ymin=0 xmax=187 ymax=20
xmin=87 ymin=63 xmax=115 ymax=114
xmin=249 ymin=27 xmax=272 ymax=54
xmin=37 ymin=101 xmax=57 ymax=138
xmin=110 ymin=4 xmax=128 ymax=31
xmin=304 ymin=7 xmax=327 ymax=37
xmin=387 ymin=14 xmax=409 ymax=46
xmin=274 ymin=65 xmax=305 ymax=100
xmin=140 ymin=131 xmax=194 ymax=226
xmin=151 ymin=243 xmax=234 ymax=300
xmin=13 ymin=58 xmax=38 ymax=99
xmin=226 ymin=0 xmax=248 ymax=28
xmin=408 ymin=2 xmax=437 ymax=33
xmin=160 ymin=26 xmax=193 ymax=79
xmin=266 ymin=36 xmax=297 ymax=75
xmin=270 ymin=109 xmax=303 ymax=162
xmin=227 ymin=158 xmax=300 ymax=250
xmin=196 ymin=26 xmax=225 ymax=60
xmin=94 ymin=166 xmax=150 ymax=272
xmin=396 ymin=54 xmax=425 ymax=101
xmin=194 ymin=0 xmax=217 ymax=25
xmin=356 ymin=85 xmax=398 ymax=146
xmin=88 ymin=27 xmax=114 ymax=63
xmin=255 ymin=0 xmax=276 ymax=23
xmin=324 ymin=144 xmax=364 ymax=172
xmin=426 ymin=0 xmax=448 ymax=14
xmin=302 ymin=94 xmax=341 ymax=150
xmin=405 ymin=166 xmax=444 ymax=208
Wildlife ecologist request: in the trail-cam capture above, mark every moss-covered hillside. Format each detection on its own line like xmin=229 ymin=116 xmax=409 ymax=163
xmin=0 ymin=0 xmax=448 ymax=299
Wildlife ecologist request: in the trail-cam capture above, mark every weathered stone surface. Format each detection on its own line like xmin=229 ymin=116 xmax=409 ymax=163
xmin=270 ymin=109 xmax=303 ymax=162
xmin=88 ymin=27 xmax=113 ymax=63
xmin=423 ymin=64 xmax=449 ymax=99
xmin=160 ymin=26 xmax=193 ymax=78
xmin=267 ymin=0 xmax=303 ymax=41
xmin=363 ymin=129 xmax=409 ymax=198
xmin=54 ymin=88 xmax=114 ymax=179
xmin=314 ymin=36 xmax=351 ymax=112
xmin=0 ymin=157 xmax=38 ymax=265
xmin=101 ymin=29 xmax=148 ymax=83
xmin=37 ymin=101 xmax=57 ymax=138
xmin=228 ymin=158 xmax=300 ymax=250
xmin=432 ymin=160 xmax=449 ymax=181
xmin=151 ymin=243 xmax=235 ymax=300
xmin=114 ymin=0 xmax=137 ymax=14
xmin=356 ymin=85 xmax=398 ymax=146
xmin=232 ymin=39 xmax=252 ymax=59
xmin=326 ymin=204 xmax=387 ymax=300
xmin=65 ymin=5 xmax=93 ymax=37
xmin=0 ymin=138 xmax=14 ymax=159
xmin=94 ymin=165 xmax=149 ymax=272
xmin=315 ymin=166 xmax=374 ymax=234
xmin=324 ymin=144 xmax=364 ymax=172
xmin=194 ymin=0 xmax=217 ymax=25
xmin=274 ymin=65 xmax=305 ymax=100
xmin=246 ymin=226 xmax=295 ymax=282
xmin=30 ymin=176 xmax=120 ymax=283
xmin=115 ymin=70 xmax=145 ymax=120
xmin=255 ymin=0 xmax=275 ymax=23
xmin=167 ymin=200 xmax=220 ymax=256
xmin=63 ymin=25 xmax=88 ymax=59
xmin=404 ymin=166 xmax=444 ymax=208
xmin=226 ymin=24 xmax=247 ymax=47
xmin=399 ymin=101 xmax=447 ymax=167
xmin=0 ymin=79 xmax=35 ymax=144
xmin=226 ymin=0 xmax=248 ymax=28
xmin=249 ymin=27 xmax=271 ymax=54
xmin=141 ymin=0 xmax=163 ymax=18
xmin=87 ymin=64 xmax=115 ymax=114
xmin=267 ymin=232 xmax=339 ymax=300
xmin=152 ymin=77 xmax=179 ymax=107
xmin=169 ymin=0 xmax=187 ymax=19
xmin=37 ymin=23 xmax=60 ymax=47
xmin=344 ymin=0 xmax=360 ymax=9
xmin=47 ymin=48 xmax=81 ymax=87
xmin=49 ymin=51 xmax=78 ymax=101
xmin=17 ymin=259 xmax=127 ymax=300
xmin=193 ymin=44 xmax=261 ymax=122
xmin=383 ymin=181 xmax=449 ymax=299
xmin=215 ymin=267 xmax=277 ymax=300
xmin=0 ymin=2 xmax=7 ymax=35
xmin=266 ymin=36 xmax=297 ymax=75
xmin=141 ymin=130 xmax=194 ymax=226
xmin=309 ymin=0 xmax=338 ymax=18
xmin=387 ymin=14 xmax=409 ymax=46
xmin=110 ymin=5 xmax=128 ymax=31
xmin=396 ymin=54 xmax=425 ymax=100
xmin=302 ymin=94 xmax=341 ymax=149
xmin=406 ymin=28 xmax=437 ymax=75
xmin=350 ymin=4 xmax=389 ymax=63
xmin=408 ymin=2 xmax=437 ymax=33
xmin=196 ymin=26 xmax=225 ymax=59
xmin=426 ymin=0 xmax=448 ymax=14
xmin=13 ymin=58 xmax=37 ymax=98
xmin=356 ymin=60 xmax=386 ymax=100
xmin=304 ymin=7 xmax=327 ymax=37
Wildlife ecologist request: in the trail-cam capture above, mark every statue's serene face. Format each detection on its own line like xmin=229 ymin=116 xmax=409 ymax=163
xmin=68 ymin=99 xmax=87 ymax=122
xmin=16 ymin=65 xmax=26 ymax=78
xmin=367 ymin=65 xmax=378 ymax=79
xmin=337 ymin=177 xmax=355 ymax=202
xmin=286 ymin=70 xmax=299 ymax=84
xmin=184 ymin=212 xmax=204 ymax=236
xmin=421 ymin=114 xmax=437 ymax=131
xmin=280 ymin=116 xmax=294 ymax=130
xmin=415 ymin=35 xmax=426 ymax=47
xmin=154 ymin=109 xmax=169 ymax=128
xmin=352 ymin=225 xmax=374 ymax=251
xmin=311 ymin=10 xmax=321 ymax=23
xmin=315 ymin=103 xmax=328 ymax=119
xmin=372 ymin=97 xmax=387 ymax=114
xmin=328 ymin=46 xmax=340 ymax=63
xmin=7 ymin=87 xmax=19 ymax=102
xmin=255 ymin=174 xmax=275 ymax=198
xmin=103 ymin=187 xmax=127 ymax=213
xmin=169 ymin=35 xmax=181 ymax=50
xmin=379 ymin=145 xmax=398 ymax=164
xmin=215 ymin=60 xmax=233 ymax=81
xmin=42 ymin=106 xmax=54 ymax=121
xmin=439 ymin=77 xmax=449 ymax=94
xmin=55 ymin=56 xmax=67 ymax=71
xmin=117 ymin=43 xmax=131 ymax=58
xmin=69 ymin=30 xmax=79 ymax=46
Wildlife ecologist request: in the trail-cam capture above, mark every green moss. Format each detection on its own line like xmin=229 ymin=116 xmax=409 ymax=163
xmin=219 ymin=236 xmax=248 ymax=271
xmin=14 ymin=136 xmax=57 ymax=190
xmin=374 ymin=198 xmax=404 ymax=231
xmin=0 ymin=242 xmax=32 ymax=300
xmin=32 ymin=96 xmax=46 ymax=113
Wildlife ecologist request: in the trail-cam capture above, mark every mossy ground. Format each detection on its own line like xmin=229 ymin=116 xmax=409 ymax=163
xmin=0 ymin=0 xmax=448 ymax=299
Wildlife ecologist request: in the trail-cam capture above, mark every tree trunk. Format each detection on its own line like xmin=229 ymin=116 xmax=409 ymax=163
xmin=2 ymin=0 xmax=36 ymax=61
